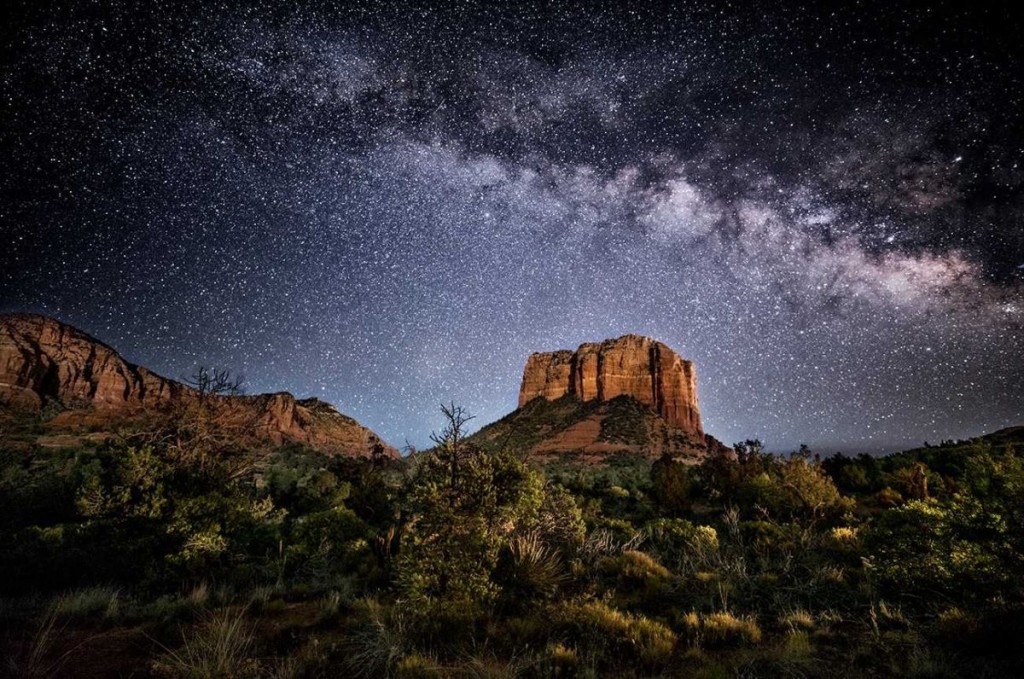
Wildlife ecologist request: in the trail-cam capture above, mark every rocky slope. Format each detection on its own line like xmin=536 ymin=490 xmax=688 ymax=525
xmin=468 ymin=395 xmax=725 ymax=462
xmin=0 ymin=313 xmax=396 ymax=458
xmin=473 ymin=335 xmax=723 ymax=461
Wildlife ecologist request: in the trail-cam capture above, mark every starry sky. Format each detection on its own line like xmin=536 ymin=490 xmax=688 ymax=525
xmin=2 ymin=1 xmax=1022 ymax=453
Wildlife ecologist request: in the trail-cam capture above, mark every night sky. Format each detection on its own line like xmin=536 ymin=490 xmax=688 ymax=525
xmin=2 ymin=2 xmax=1022 ymax=453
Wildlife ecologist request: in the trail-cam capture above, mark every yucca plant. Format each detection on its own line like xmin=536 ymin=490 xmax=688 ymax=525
xmin=496 ymin=533 xmax=567 ymax=601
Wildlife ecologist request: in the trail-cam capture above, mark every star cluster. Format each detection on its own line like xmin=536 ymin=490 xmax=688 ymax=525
xmin=2 ymin=2 xmax=1022 ymax=451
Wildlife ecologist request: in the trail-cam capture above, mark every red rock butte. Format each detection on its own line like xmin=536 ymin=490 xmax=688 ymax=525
xmin=518 ymin=334 xmax=704 ymax=438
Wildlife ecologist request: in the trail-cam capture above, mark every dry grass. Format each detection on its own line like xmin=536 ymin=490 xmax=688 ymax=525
xmin=344 ymin=599 xmax=410 ymax=678
xmin=681 ymin=610 xmax=763 ymax=648
xmin=152 ymin=607 xmax=257 ymax=678
xmin=779 ymin=608 xmax=815 ymax=632
xmin=393 ymin=652 xmax=440 ymax=678
xmin=5 ymin=606 xmax=73 ymax=678
xmin=558 ymin=600 xmax=676 ymax=667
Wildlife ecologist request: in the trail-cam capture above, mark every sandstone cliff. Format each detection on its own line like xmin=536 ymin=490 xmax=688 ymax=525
xmin=518 ymin=335 xmax=703 ymax=438
xmin=0 ymin=313 xmax=397 ymax=458
xmin=466 ymin=335 xmax=720 ymax=461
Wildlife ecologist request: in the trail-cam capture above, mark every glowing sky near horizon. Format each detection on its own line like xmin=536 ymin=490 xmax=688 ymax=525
xmin=2 ymin=2 xmax=1022 ymax=452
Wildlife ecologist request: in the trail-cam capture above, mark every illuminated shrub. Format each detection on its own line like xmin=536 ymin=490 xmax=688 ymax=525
xmin=555 ymin=600 xmax=676 ymax=669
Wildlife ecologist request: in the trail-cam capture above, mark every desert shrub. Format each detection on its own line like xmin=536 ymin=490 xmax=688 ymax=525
xmin=286 ymin=506 xmax=373 ymax=586
xmin=579 ymin=528 xmax=620 ymax=562
xmin=397 ymin=520 xmax=500 ymax=622
xmin=594 ymin=516 xmax=642 ymax=543
xmin=268 ymin=464 xmax=351 ymax=515
xmin=651 ymin=453 xmax=696 ymax=516
xmin=866 ymin=497 xmax=1011 ymax=603
xmin=836 ymin=463 xmax=871 ymax=492
xmin=554 ymin=600 xmax=676 ymax=669
xmin=534 ymin=484 xmax=587 ymax=555
xmin=738 ymin=520 xmax=800 ymax=555
xmin=0 ymin=440 xmax=289 ymax=594
xmin=754 ymin=457 xmax=853 ymax=523
xmin=603 ymin=550 xmax=670 ymax=583
xmin=875 ymin=487 xmax=904 ymax=508
xmin=163 ymin=490 xmax=283 ymax=583
xmin=596 ymin=550 xmax=673 ymax=611
xmin=645 ymin=518 xmax=719 ymax=571
xmin=696 ymin=445 xmax=852 ymax=524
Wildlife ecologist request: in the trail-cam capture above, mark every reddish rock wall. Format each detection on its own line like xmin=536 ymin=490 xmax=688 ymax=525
xmin=518 ymin=334 xmax=703 ymax=437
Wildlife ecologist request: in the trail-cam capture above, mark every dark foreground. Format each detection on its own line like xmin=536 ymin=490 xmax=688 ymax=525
xmin=2 ymin=404 xmax=1023 ymax=678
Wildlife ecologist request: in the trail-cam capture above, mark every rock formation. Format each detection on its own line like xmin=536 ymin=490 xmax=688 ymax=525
xmin=0 ymin=313 xmax=187 ymax=411
xmin=467 ymin=334 xmax=721 ymax=461
xmin=0 ymin=313 xmax=397 ymax=458
xmin=518 ymin=334 xmax=703 ymax=438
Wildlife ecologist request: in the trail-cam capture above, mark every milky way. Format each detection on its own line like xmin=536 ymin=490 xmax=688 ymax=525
xmin=2 ymin=2 xmax=1022 ymax=452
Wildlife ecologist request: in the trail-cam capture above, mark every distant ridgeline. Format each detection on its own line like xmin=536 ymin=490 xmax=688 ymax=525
xmin=0 ymin=313 xmax=397 ymax=458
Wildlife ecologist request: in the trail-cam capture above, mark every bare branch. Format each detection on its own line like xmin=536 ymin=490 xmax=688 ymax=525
xmin=184 ymin=366 xmax=245 ymax=400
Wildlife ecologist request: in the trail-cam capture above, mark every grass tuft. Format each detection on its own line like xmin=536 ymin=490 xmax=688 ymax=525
xmin=344 ymin=598 xmax=409 ymax=678
xmin=152 ymin=607 xmax=257 ymax=678
xmin=51 ymin=586 xmax=121 ymax=621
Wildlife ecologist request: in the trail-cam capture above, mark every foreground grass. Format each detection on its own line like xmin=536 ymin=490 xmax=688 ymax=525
xmin=1 ymin=590 xmax=1019 ymax=678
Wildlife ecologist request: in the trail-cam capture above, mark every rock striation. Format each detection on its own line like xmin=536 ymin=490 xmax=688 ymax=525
xmin=0 ymin=313 xmax=397 ymax=458
xmin=518 ymin=334 xmax=703 ymax=438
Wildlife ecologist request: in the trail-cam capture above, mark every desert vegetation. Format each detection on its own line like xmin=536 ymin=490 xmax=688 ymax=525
xmin=1 ymin=405 xmax=1023 ymax=677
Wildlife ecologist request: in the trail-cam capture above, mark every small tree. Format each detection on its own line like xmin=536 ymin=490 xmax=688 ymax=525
xmin=651 ymin=453 xmax=695 ymax=516
xmin=396 ymin=404 xmax=543 ymax=621
xmin=170 ymin=367 xmax=252 ymax=473
xmin=429 ymin=402 xmax=474 ymax=500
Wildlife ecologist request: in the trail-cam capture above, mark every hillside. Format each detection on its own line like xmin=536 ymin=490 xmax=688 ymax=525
xmin=0 ymin=313 xmax=396 ymax=458
xmin=467 ymin=393 xmax=725 ymax=462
